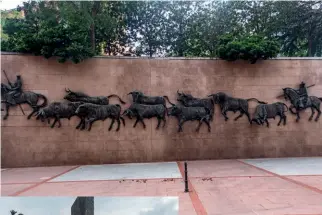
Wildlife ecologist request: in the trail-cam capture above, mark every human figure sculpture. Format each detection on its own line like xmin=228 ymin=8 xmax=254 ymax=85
xmin=1 ymin=75 xmax=47 ymax=120
xmin=282 ymin=87 xmax=321 ymax=122
xmin=5 ymin=75 xmax=23 ymax=105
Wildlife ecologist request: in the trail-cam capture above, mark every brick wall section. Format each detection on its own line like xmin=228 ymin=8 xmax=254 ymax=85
xmin=1 ymin=54 xmax=322 ymax=168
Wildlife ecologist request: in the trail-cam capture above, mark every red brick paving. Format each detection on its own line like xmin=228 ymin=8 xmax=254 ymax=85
xmin=286 ymin=176 xmax=322 ymax=191
xmin=2 ymin=159 xmax=322 ymax=215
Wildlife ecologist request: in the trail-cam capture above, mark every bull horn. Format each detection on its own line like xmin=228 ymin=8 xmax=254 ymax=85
xmin=177 ymin=90 xmax=181 ymax=95
xmin=127 ymin=92 xmax=133 ymax=95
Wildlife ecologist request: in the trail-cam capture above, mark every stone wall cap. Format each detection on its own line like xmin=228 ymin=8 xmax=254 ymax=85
xmin=1 ymin=52 xmax=322 ymax=60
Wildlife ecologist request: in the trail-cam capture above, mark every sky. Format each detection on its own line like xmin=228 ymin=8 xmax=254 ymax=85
xmin=0 ymin=0 xmax=24 ymax=10
xmin=0 ymin=197 xmax=179 ymax=215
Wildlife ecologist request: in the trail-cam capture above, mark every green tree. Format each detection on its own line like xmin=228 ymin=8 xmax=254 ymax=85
xmin=217 ymin=34 xmax=280 ymax=64
xmin=274 ymin=1 xmax=322 ymax=56
xmin=124 ymin=1 xmax=167 ymax=57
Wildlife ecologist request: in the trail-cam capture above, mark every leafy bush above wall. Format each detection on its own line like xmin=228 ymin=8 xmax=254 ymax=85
xmin=216 ymin=34 xmax=280 ymax=64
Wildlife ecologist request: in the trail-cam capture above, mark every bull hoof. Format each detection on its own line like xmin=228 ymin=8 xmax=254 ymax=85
xmin=3 ymin=116 xmax=8 ymax=120
xmin=296 ymin=119 xmax=299 ymax=123
xmin=309 ymin=117 xmax=313 ymax=121
xmin=315 ymin=118 xmax=319 ymax=122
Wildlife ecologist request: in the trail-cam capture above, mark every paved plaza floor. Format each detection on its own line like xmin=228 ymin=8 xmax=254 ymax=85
xmin=2 ymin=157 xmax=322 ymax=215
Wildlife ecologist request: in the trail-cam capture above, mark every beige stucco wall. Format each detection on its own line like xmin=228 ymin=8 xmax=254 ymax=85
xmin=1 ymin=54 xmax=322 ymax=168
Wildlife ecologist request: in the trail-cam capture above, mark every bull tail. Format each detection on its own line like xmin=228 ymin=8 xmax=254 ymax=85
xmin=282 ymin=103 xmax=289 ymax=112
xmin=246 ymin=98 xmax=267 ymax=104
xmin=163 ymin=96 xmax=175 ymax=106
xmin=36 ymin=94 xmax=48 ymax=108
xmin=108 ymin=94 xmax=126 ymax=104
xmin=319 ymin=97 xmax=322 ymax=101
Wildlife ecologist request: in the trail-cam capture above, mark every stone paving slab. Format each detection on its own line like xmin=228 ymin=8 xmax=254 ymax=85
xmin=186 ymin=160 xmax=271 ymax=178
xmin=190 ymin=176 xmax=322 ymax=215
xmin=287 ymin=176 xmax=322 ymax=191
xmin=50 ymin=162 xmax=182 ymax=182
xmin=241 ymin=157 xmax=322 ymax=175
xmin=1 ymin=183 xmax=34 ymax=196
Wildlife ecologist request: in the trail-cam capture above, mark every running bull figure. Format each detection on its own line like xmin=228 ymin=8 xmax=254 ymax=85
xmin=167 ymin=104 xmax=212 ymax=132
xmin=122 ymin=103 xmax=167 ymax=129
xmin=176 ymin=90 xmax=214 ymax=121
xmin=251 ymin=102 xmax=288 ymax=127
xmin=208 ymin=92 xmax=267 ymax=124
xmin=35 ymin=101 xmax=85 ymax=129
xmin=64 ymin=88 xmax=126 ymax=105
xmin=128 ymin=90 xmax=175 ymax=106
xmin=75 ymin=103 xmax=125 ymax=131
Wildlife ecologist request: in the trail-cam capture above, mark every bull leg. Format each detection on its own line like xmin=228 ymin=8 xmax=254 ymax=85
xmin=204 ymin=118 xmax=211 ymax=132
xmin=133 ymin=118 xmax=140 ymax=127
xmin=162 ymin=117 xmax=166 ymax=128
xmin=265 ymin=119 xmax=269 ymax=128
xmin=56 ymin=115 xmax=62 ymax=128
xmin=87 ymin=118 xmax=96 ymax=131
xmin=156 ymin=117 xmax=161 ymax=129
xmin=116 ymin=118 xmax=121 ymax=131
xmin=234 ymin=111 xmax=244 ymax=121
xmin=277 ymin=114 xmax=283 ymax=126
xmin=220 ymin=106 xmax=229 ymax=121
xmin=196 ymin=120 xmax=203 ymax=132
xmin=2 ymin=102 xmax=10 ymax=120
xmin=140 ymin=118 xmax=146 ymax=129
xmin=245 ymin=112 xmax=252 ymax=124
xmin=120 ymin=116 xmax=125 ymax=126
xmin=314 ymin=106 xmax=321 ymax=122
xmin=51 ymin=118 xmax=58 ymax=128
xmin=296 ymin=111 xmax=300 ymax=122
xmin=108 ymin=118 xmax=115 ymax=131
xmin=178 ymin=119 xmax=185 ymax=132
xmin=27 ymin=107 xmax=38 ymax=120
xmin=309 ymin=107 xmax=315 ymax=121
xmin=221 ymin=110 xmax=229 ymax=121
xmin=76 ymin=117 xmax=84 ymax=129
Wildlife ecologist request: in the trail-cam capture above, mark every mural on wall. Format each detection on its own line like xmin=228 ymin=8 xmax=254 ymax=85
xmin=1 ymin=72 xmax=322 ymax=131
xmin=1 ymin=70 xmax=48 ymax=120
xmin=207 ymin=92 xmax=267 ymax=124
xmin=281 ymin=82 xmax=322 ymax=122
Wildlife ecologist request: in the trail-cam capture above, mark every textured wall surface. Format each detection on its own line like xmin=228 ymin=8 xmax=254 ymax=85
xmin=1 ymin=54 xmax=322 ymax=168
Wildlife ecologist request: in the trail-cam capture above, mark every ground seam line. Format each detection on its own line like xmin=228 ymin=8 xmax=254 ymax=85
xmin=10 ymin=165 xmax=81 ymax=196
xmin=177 ymin=161 xmax=208 ymax=215
xmin=236 ymin=160 xmax=322 ymax=195
xmin=2 ymin=175 xmax=275 ymax=185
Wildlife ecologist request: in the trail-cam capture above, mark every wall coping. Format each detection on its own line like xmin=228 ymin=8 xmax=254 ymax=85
xmin=1 ymin=52 xmax=322 ymax=60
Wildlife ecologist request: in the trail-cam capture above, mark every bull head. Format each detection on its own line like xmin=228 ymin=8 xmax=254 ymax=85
xmin=65 ymin=88 xmax=72 ymax=93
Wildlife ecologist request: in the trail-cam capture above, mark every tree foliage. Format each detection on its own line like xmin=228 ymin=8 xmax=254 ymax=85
xmin=1 ymin=1 xmax=321 ymax=63
xmin=217 ymin=34 xmax=280 ymax=64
